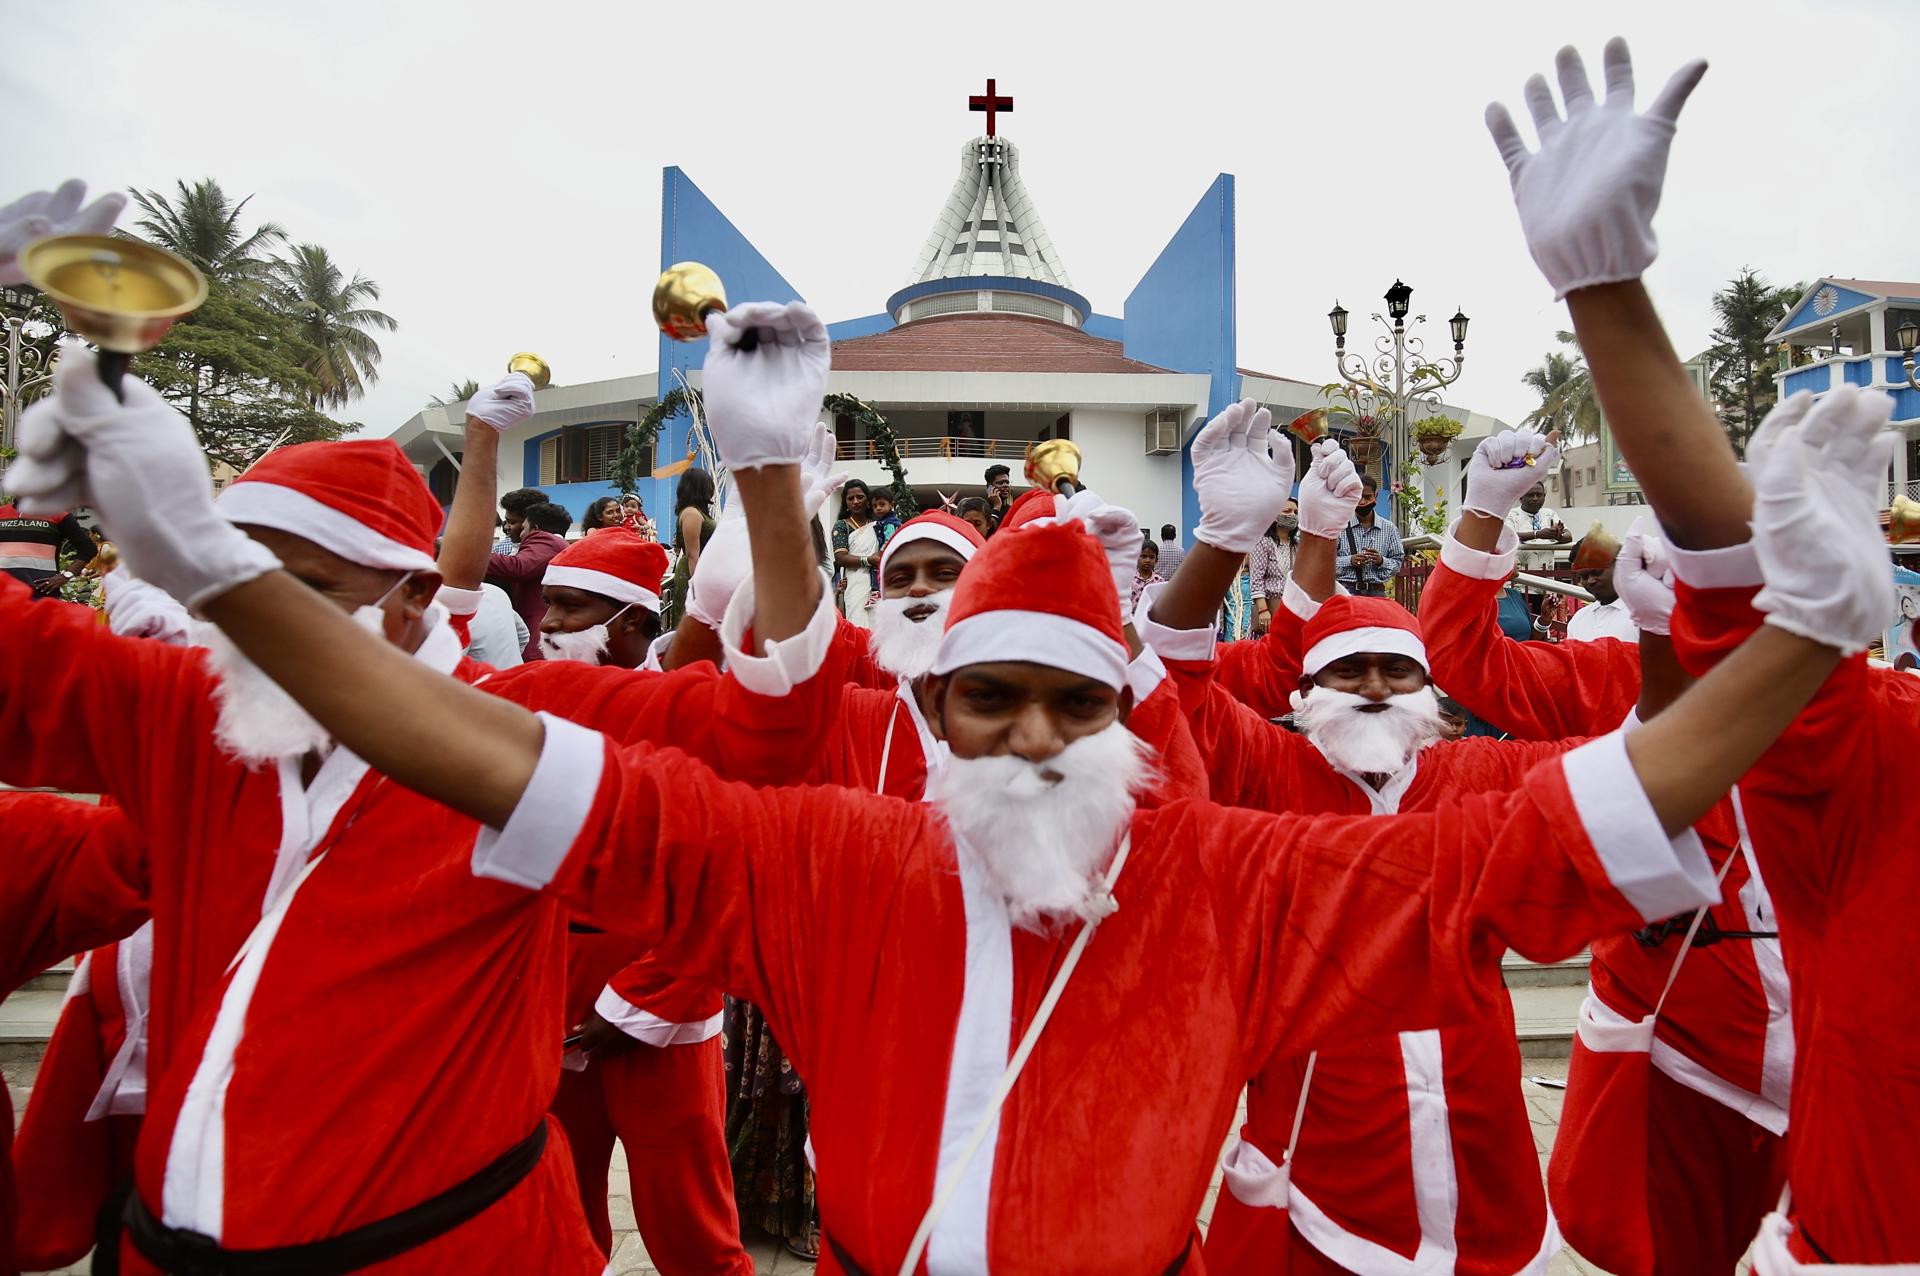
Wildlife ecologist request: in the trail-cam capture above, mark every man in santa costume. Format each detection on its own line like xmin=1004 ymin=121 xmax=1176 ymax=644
xmin=1424 ymin=432 xmax=1789 ymax=1274
xmin=63 ymin=306 xmax=1895 ymax=1276
xmin=0 ymin=299 xmax=850 ymax=1273
xmin=1483 ymin=37 xmax=1915 ymax=1267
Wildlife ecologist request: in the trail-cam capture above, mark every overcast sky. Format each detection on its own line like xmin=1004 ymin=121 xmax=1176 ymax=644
xmin=9 ymin=0 xmax=1915 ymax=438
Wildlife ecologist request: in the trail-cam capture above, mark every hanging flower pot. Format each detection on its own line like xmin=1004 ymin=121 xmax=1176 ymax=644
xmin=1416 ymin=433 xmax=1452 ymax=464
xmin=1413 ymin=415 xmax=1465 ymax=466
xmin=1346 ymin=435 xmax=1384 ymax=465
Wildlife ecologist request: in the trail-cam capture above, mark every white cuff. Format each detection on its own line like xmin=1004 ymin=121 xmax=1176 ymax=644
xmin=1127 ymin=643 xmax=1169 ymax=703
xmin=1219 ymin=1136 xmax=1290 ymax=1210
xmin=471 ymin=713 xmax=607 ymax=891
xmin=435 ymin=584 xmax=484 ymax=619
xmin=1135 ymin=592 xmax=1216 ymax=664
xmin=1439 ymin=518 xmax=1519 ymax=580
xmin=718 ymin=568 xmax=837 ymax=697
xmin=1561 ymin=731 xmax=1719 ymax=924
xmin=1281 ymin=573 xmax=1339 ymax=622
xmin=592 ymin=986 xmax=724 ymax=1047
xmin=1668 ymin=540 xmax=1761 ymax=590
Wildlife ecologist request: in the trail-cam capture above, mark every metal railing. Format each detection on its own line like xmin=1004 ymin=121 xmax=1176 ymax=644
xmin=834 ymin=435 xmax=1038 ymax=462
xmin=1392 ymin=546 xmax=1593 ymax=614
xmin=1887 ymin=481 xmax=1920 ymax=506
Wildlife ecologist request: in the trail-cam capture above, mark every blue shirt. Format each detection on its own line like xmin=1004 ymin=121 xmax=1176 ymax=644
xmin=1333 ymin=517 xmax=1404 ymax=594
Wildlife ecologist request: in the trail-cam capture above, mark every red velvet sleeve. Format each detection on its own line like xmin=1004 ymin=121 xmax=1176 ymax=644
xmin=1421 ymin=558 xmax=1640 ymax=738
xmin=1212 ymin=610 xmax=1306 ymax=719
xmin=0 ymin=793 xmax=149 ymax=988
xmin=832 ymin=612 xmax=891 ymax=691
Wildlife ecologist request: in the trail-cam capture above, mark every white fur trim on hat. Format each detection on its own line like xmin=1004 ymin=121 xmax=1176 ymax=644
xmin=1300 ymin=626 xmax=1429 ymax=677
xmin=932 ymin=609 xmax=1129 ymax=691
xmin=217 ymin=481 xmax=436 ymax=573
xmin=541 ymin=565 xmax=662 ymax=613
xmin=879 ymin=522 xmax=979 ymax=575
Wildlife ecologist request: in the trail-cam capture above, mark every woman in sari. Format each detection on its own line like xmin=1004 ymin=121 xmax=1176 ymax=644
xmin=830 ymin=479 xmax=877 ymax=628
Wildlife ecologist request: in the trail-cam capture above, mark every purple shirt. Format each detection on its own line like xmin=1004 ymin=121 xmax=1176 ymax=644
xmin=486 ymin=529 xmax=568 ymax=660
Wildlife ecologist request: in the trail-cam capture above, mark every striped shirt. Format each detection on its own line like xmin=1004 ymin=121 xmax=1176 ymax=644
xmin=0 ymin=504 xmax=96 ymax=585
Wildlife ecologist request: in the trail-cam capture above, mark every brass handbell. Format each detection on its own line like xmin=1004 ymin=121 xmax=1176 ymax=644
xmin=653 ymin=261 xmax=757 ymax=352
xmin=1569 ymin=521 xmax=1619 ymax=572
xmin=1025 ymin=438 xmax=1083 ymax=496
xmin=507 ymin=352 xmax=551 ymax=391
xmin=1890 ymin=494 xmax=1920 ymax=545
xmin=19 ymin=234 xmax=208 ymax=400
xmin=1284 ymin=407 xmax=1328 ymax=446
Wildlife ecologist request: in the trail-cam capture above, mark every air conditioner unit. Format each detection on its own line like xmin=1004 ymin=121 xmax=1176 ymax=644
xmin=1144 ymin=408 xmax=1182 ymax=455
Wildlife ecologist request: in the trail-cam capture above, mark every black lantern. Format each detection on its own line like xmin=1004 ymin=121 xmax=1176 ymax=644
xmin=1449 ymin=307 xmax=1469 ymax=347
xmin=1384 ymin=279 xmax=1413 ymax=322
xmin=1328 ymin=301 xmax=1349 ymax=340
xmin=1897 ymin=317 xmax=1919 ymax=354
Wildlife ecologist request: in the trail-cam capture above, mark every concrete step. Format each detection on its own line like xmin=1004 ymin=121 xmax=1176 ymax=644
xmin=1501 ymin=950 xmax=1591 ymax=989
xmin=23 ymin=958 xmax=74 ymax=994
xmin=1509 ymin=982 xmax=1585 ymax=1059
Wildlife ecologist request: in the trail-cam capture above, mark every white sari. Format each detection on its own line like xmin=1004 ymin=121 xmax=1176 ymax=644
xmin=842 ymin=519 xmax=879 ymax=628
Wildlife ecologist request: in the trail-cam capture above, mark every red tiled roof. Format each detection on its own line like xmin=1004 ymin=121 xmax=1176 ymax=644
xmin=831 ymin=313 xmax=1174 ymax=374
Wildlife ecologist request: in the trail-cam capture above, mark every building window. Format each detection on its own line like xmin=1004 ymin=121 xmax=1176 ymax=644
xmin=538 ymin=421 xmax=635 ymax=485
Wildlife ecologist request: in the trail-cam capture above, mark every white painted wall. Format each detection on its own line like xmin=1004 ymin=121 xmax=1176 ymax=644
xmin=1067 ymin=407 xmax=1188 ymax=535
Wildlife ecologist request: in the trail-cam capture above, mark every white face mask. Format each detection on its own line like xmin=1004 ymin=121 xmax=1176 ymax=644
xmin=1294 ymin=682 xmax=1445 ymax=777
xmin=537 ymin=602 xmax=637 ymax=665
xmin=927 ymin=722 xmax=1157 ymax=933
xmin=199 ymin=572 xmax=415 ymax=767
xmin=868 ymin=591 xmax=951 ymax=681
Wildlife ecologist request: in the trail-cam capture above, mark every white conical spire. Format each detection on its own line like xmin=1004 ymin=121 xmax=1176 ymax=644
xmin=905 ymin=136 xmax=1073 ymax=289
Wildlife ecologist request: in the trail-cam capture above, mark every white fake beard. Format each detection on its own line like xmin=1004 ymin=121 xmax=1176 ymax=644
xmin=869 ymin=592 xmax=950 ymax=680
xmin=928 ymin=722 xmax=1158 ymax=933
xmin=195 ymin=604 xmax=390 ymax=767
xmin=539 ymin=623 xmax=611 ymax=664
xmin=1295 ymin=683 xmax=1445 ymax=777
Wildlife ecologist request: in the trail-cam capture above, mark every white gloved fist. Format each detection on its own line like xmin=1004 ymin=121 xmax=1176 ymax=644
xmin=465 ymin=371 xmax=536 ymax=432
xmin=4 ymin=342 xmax=279 ymax=608
xmin=1190 ymin=399 xmax=1296 ymax=555
xmin=103 ymin=567 xmax=194 ymax=646
xmin=1297 ymin=440 xmax=1364 ymax=540
xmin=1054 ymin=487 xmax=1144 ymax=623
xmin=0 ymin=180 xmax=127 ymax=286
xmin=1485 ymin=39 xmax=1707 ymax=298
xmin=1750 ymin=384 xmax=1896 ymax=655
xmin=1612 ymin=516 xmax=1673 ymax=635
xmin=702 ymin=301 xmax=831 ymax=471
xmin=1463 ymin=428 xmax=1561 ymax=519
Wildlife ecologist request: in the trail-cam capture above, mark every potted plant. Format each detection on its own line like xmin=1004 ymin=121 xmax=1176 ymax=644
xmin=1413 ymin=414 xmax=1464 ymax=464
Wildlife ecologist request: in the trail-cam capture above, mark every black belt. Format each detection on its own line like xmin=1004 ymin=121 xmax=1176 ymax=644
xmin=122 ymin=1121 xmax=547 ymax=1276
xmin=826 ymin=1227 xmax=1193 ymax=1274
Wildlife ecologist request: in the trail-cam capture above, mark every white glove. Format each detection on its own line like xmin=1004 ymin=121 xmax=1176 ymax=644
xmin=103 ymin=567 xmax=194 ymax=646
xmin=1463 ymin=429 xmax=1561 ymax=519
xmin=1750 ymin=384 xmax=1897 ymax=654
xmin=1053 ymin=487 xmax=1144 ymax=623
xmin=687 ymin=423 xmax=842 ymax=631
xmin=1296 ymin=439 xmax=1364 ymax=540
xmin=1485 ymin=39 xmax=1708 ymax=298
xmin=701 ymin=301 xmax=831 ymax=471
xmin=0 ymin=180 xmax=127 ymax=286
xmin=4 ymin=342 xmax=279 ymax=608
xmin=1190 ymin=399 xmax=1296 ymax=555
xmin=1612 ymin=516 xmax=1673 ymax=635
xmin=464 ymin=371 xmax=536 ymax=432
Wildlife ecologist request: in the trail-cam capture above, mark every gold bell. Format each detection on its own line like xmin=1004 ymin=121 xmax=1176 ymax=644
xmin=1025 ymin=438 xmax=1083 ymax=496
xmin=653 ymin=262 xmax=731 ymax=343
xmin=1890 ymin=494 xmax=1920 ymax=545
xmin=1569 ymin=521 xmax=1620 ymax=572
xmin=20 ymin=234 xmax=208 ymax=399
xmin=1285 ymin=407 xmax=1328 ymax=446
xmin=507 ymin=352 xmax=551 ymax=391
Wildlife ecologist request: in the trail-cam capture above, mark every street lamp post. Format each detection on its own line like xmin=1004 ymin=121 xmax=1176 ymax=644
xmin=1328 ymin=279 xmax=1469 ymax=531
xmin=1896 ymin=316 xmax=1920 ymax=390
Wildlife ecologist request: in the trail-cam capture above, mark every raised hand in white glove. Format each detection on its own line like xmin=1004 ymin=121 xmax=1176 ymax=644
xmin=1750 ymin=384 xmax=1896 ymax=654
xmin=1463 ymin=429 xmax=1561 ymax=519
xmin=4 ymin=343 xmax=279 ymax=607
xmin=686 ymin=423 xmax=842 ymax=631
xmin=1612 ymin=516 xmax=1673 ymax=635
xmin=1297 ymin=439 xmax=1365 ymax=540
xmin=1190 ymin=399 xmax=1296 ymax=555
xmin=0 ymin=180 xmax=127 ymax=286
xmin=1054 ymin=487 xmax=1145 ymax=623
xmin=798 ymin=422 xmax=850 ymax=523
xmin=103 ymin=567 xmax=194 ymax=646
xmin=1485 ymin=39 xmax=1707 ymax=298
xmin=465 ymin=371 xmax=536 ymax=432
xmin=702 ymin=301 xmax=831 ymax=471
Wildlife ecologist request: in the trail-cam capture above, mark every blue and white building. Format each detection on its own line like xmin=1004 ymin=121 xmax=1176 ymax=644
xmin=1767 ymin=277 xmax=1920 ymax=498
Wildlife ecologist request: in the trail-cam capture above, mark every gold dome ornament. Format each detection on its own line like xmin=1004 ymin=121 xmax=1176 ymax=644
xmin=1889 ymin=494 xmax=1920 ymax=545
xmin=18 ymin=234 xmax=208 ymax=400
xmin=653 ymin=262 xmax=758 ymax=352
xmin=1024 ymin=438 xmax=1083 ymax=496
xmin=506 ymin=352 xmax=551 ymax=391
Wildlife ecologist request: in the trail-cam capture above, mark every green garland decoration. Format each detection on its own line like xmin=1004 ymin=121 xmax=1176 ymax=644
xmin=610 ymin=386 xmax=695 ymax=494
xmin=823 ymin=392 xmax=916 ymax=517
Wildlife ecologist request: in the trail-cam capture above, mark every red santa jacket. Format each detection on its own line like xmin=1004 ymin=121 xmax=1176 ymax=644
xmin=1670 ymin=542 xmax=1920 ymax=1264
xmin=1424 ymin=533 xmax=1792 ymax=1132
xmin=0 ymin=793 xmax=148 ymax=1276
xmin=469 ymin=705 xmax=1721 ymax=1276
xmin=0 ymin=576 xmax=845 ymax=1270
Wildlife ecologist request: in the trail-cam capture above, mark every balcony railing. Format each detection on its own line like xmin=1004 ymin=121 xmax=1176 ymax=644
xmin=1889 ymin=480 xmax=1920 ymax=506
xmin=835 ymin=435 xmax=1040 ymax=462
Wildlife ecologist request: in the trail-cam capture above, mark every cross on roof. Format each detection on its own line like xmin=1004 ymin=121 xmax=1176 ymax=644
xmin=969 ymin=77 xmax=1013 ymax=138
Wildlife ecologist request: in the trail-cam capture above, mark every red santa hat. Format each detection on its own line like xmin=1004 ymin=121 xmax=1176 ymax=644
xmin=543 ymin=528 xmax=669 ymax=612
xmin=878 ymin=511 xmax=986 ymax=576
xmin=1299 ymin=595 xmax=1429 ymax=677
xmin=932 ymin=519 xmax=1128 ymax=690
xmin=996 ymin=486 xmax=1058 ymax=533
xmin=215 ymin=440 xmax=441 ymax=573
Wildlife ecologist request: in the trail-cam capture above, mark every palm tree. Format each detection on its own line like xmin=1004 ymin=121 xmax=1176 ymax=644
xmin=1706 ymin=268 xmax=1803 ymax=455
xmin=1520 ymin=330 xmax=1601 ymax=443
xmin=128 ymin=179 xmax=284 ymax=286
xmin=271 ymin=243 xmax=398 ymax=408
xmin=431 ymin=379 xmax=480 ymax=406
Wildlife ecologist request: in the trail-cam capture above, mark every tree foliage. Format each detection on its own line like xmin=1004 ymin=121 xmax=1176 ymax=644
xmin=1705 ymin=268 xmax=1803 ymax=456
xmin=1520 ymin=330 xmax=1600 ymax=443
xmin=272 ymin=243 xmax=397 ymax=408
xmin=431 ymin=379 xmax=481 ymax=406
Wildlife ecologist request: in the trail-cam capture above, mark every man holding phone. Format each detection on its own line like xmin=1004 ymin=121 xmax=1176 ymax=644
xmin=1334 ymin=473 xmax=1404 ymax=597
